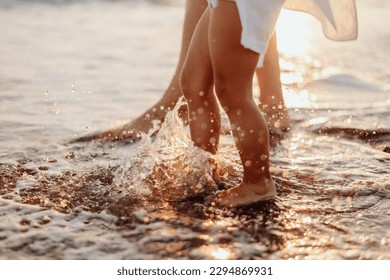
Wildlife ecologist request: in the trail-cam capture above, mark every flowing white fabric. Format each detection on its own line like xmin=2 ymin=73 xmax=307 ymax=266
xmin=208 ymin=0 xmax=358 ymax=66
xmin=284 ymin=0 xmax=358 ymax=41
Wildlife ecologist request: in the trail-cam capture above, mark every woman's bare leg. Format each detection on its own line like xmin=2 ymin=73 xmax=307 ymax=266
xmin=75 ymin=0 xmax=208 ymax=142
xmin=74 ymin=0 xmax=289 ymax=143
xmin=256 ymin=33 xmax=291 ymax=133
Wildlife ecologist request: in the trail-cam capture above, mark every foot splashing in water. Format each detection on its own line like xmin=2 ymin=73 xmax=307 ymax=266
xmin=1 ymin=0 xmax=390 ymax=261
xmin=114 ymin=98 xmax=236 ymax=202
xmin=1 ymin=95 xmax=390 ymax=259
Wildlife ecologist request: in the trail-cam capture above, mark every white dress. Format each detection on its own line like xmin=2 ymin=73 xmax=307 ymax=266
xmin=209 ymin=0 xmax=286 ymax=56
xmin=208 ymin=0 xmax=358 ymax=66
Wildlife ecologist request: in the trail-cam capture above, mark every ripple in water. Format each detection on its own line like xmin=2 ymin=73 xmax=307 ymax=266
xmin=1 ymin=98 xmax=390 ymax=260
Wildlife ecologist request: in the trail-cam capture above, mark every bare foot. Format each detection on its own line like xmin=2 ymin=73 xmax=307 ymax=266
xmin=74 ymin=117 xmax=157 ymax=142
xmin=217 ymin=178 xmax=276 ymax=207
xmin=74 ymin=104 xmax=188 ymax=142
xmin=260 ymin=104 xmax=291 ymax=135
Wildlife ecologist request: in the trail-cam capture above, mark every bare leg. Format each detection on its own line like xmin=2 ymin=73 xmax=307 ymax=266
xmin=74 ymin=0 xmax=289 ymax=143
xmin=180 ymin=9 xmax=220 ymax=154
xmin=75 ymin=0 xmax=208 ymax=142
xmin=210 ymin=3 xmax=276 ymax=206
xmin=256 ymin=33 xmax=291 ymax=133
xmin=181 ymin=2 xmax=276 ymax=207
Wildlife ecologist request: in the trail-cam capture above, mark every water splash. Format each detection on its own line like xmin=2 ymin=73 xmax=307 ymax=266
xmin=113 ymin=98 xmax=225 ymax=202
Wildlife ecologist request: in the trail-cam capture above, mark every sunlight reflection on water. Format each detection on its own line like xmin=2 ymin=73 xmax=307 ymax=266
xmin=0 ymin=0 xmax=389 ymax=260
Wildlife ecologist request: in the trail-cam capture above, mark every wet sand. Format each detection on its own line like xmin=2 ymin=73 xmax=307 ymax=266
xmin=0 ymin=0 xmax=389 ymax=259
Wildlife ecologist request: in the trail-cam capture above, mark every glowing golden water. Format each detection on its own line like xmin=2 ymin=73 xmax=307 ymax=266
xmin=0 ymin=0 xmax=389 ymax=260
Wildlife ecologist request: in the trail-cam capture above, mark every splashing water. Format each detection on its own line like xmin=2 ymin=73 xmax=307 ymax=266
xmin=1 ymin=0 xmax=390 ymax=260
xmin=114 ymin=98 xmax=222 ymax=202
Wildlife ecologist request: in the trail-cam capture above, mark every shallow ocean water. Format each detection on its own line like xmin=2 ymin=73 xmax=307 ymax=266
xmin=0 ymin=0 xmax=389 ymax=259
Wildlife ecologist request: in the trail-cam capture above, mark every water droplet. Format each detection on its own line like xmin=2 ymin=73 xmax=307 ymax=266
xmin=71 ymin=81 xmax=76 ymax=93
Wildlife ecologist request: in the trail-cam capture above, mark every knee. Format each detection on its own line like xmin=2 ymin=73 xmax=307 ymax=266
xmin=214 ymin=82 xmax=241 ymax=114
xmin=214 ymin=74 xmax=253 ymax=114
xmin=179 ymin=66 xmax=213 ymax=104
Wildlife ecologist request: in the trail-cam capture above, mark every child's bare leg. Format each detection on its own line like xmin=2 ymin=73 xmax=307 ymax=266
xmin=75 ymin=0 xmax=208 ymax=142
xmin=256 ymin=33 xmax=291 ymax=133
xmin=180 ymin=9 xmax=221 ymax=154
xmin=209 ymin=2 xmax=276 ymax=207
